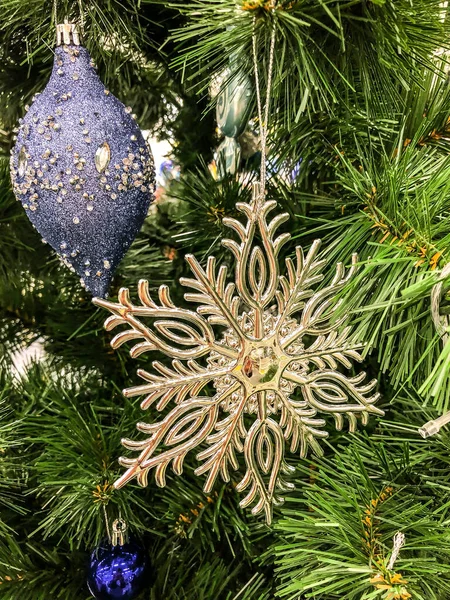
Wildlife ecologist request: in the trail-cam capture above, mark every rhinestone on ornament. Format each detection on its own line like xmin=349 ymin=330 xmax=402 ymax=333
xmin=95 ymin=142 xmax=111 ymax=173
xmin=18 ymin=147 xmax=27 ymax=177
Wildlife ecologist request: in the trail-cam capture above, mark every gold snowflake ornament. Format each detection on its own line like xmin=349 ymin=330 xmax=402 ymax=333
xmin=94 ymin=182 xmax=384 ymax=523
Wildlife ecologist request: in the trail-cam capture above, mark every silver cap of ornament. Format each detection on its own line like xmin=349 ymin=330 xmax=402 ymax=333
xmin=111 ymin=518 xmax=128 ymax=547
xmin=56 ymin=21 xmax=81 ymax=46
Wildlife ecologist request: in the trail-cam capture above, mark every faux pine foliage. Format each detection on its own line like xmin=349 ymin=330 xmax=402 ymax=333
xmin=2 ymin=1 xmax=450 ymax=599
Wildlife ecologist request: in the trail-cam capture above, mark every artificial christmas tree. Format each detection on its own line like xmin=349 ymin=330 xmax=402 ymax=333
xmin=2 ymin=1 xmax=450 ymax=599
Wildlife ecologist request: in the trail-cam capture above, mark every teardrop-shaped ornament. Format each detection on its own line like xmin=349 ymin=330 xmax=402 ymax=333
xmin=10 ymin=23 xmax=155 ymax=298
xmin=95 ymin=142 xmax=111 ymax=173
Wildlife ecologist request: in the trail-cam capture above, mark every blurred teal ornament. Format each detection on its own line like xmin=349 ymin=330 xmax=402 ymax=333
xmin=216 ymin=137 xmax=241 ymax=179
xmin=212 ymin=60 xmax=252 ymax=179
xmin=216 ymin=70 xmax=252 ymax=138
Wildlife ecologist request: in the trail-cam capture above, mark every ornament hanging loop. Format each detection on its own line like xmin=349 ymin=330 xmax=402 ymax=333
xmin=53 ymin=0 xmax=84 ymax=40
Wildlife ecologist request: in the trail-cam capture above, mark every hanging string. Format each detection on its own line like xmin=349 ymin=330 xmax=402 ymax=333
xmin=102 ymin=504 xmax=111 ymax=543
xmin=53 ymin=0 xmax=58 ymax=26
xmin=252 ymin=16 xmax=276 ymax=198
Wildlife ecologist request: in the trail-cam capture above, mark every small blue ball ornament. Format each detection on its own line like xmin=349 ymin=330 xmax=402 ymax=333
xmin=10 ymin=23 xmax=155 ymax=298
xmin=87 ymin=519 xmax=149 ymax=600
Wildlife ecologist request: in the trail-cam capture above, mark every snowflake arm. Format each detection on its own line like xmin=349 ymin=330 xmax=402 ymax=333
xmin=277 ymin=390 xmax=328 ymax=458
xmin=181 ymin=255 xmax=242 ymax=333
xmin=284 ymin=369 xmax=382 ymax=423
xmin=281 ymin=253 xmax=359 ymax=349
xmin=93 ymin=279 xmax=238 ymax=361
xmin=196 ymin=390 xmax=247 ymax=491
xmin=115 ymin=380 xmax=241 ymax=490
xmin=287 ymin=327 xmax=366 ymax=371
xmin=223 ymin=195 xmax=289 ymax=336
xmin=276 ymin=240 xmax=327 ymax=324
xmin=237 ymin=410 xmax=294 ymax=524
xmin=123 ymin=360 xmax=232 ymax=411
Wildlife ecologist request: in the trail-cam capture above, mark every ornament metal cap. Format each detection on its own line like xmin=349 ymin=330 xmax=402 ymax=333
xmin=111 ymin=518 xmax=128 ymax=547
xmin=56 ymin=21 xmax=80 ymax=46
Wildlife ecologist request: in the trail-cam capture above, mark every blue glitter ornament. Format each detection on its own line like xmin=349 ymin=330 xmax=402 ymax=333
xmin=10 ymin=23 xmax=155 ymax=298
xmin=87 ymin=519 xmax=149 ymax=600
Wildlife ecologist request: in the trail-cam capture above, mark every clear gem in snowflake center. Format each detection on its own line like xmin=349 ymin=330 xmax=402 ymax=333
xmin=241 ymin=346 xmax=280 ymax=385
xmin=232 ymin=336 xmax=295 ymax=397
xmin=209 ymin=310 xmax=302 ymax=411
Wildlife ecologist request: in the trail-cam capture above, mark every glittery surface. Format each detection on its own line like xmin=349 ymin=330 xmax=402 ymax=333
xmin=10 ymin=43 xmax=155 ymax=297
xmin=87 ymin=539 xmax=148 ymax=600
